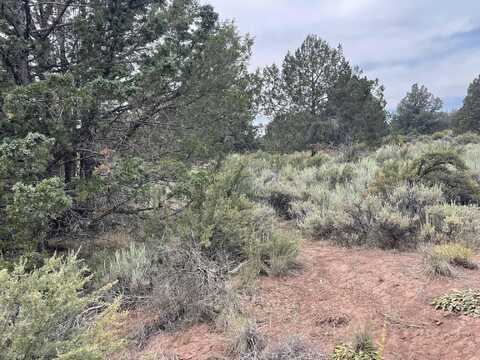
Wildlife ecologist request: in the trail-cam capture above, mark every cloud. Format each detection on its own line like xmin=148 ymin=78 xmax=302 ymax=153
xmin=203 ymin=0 xmax=480 ymax=109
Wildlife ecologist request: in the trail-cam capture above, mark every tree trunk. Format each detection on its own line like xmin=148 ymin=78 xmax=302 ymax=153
xmin=63 ymin=151 xmax=76 ymax=184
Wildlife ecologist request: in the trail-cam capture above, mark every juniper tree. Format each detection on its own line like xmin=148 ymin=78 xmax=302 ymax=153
xmin=260 ymin=35 xmax=387 ymax=150
xmin=455 ymin=75 xmax=480 ymax=133
xmin=393 ymin=83 xmax=443 ymax=135
xmin=0 ymin=0 xmax=257 ymax=252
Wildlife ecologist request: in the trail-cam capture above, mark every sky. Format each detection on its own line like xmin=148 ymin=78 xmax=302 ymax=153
xmin=202 ymin=0 xmax=480 ymax=111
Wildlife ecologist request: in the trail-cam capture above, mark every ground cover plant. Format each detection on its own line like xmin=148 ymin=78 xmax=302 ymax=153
xmin=432 ymin=289 xmax=480 ymax=318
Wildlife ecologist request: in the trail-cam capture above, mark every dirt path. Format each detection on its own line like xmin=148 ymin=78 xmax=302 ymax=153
xmin=129 ymin=240 xmax=480 ymax=360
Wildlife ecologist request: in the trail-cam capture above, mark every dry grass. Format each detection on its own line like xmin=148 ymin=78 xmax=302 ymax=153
xmin=423 ymin=244 xmax=477 ymax=277
xmin=226 ymin=321 xmax=266 ymax=358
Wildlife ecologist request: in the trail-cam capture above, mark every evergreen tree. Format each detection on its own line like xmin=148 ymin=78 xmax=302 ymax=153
xmin=326 ymin=68 xmax=387 ymax=145
xmin=455 ymin=75 xmax=480 ymax=133
xmin=0 ymin=0 xmax=257 ymax=252
xmin=260 ymin=35 xmax=386 ymax=150
xmin=393 ymin=83 xmax=443 ymax=135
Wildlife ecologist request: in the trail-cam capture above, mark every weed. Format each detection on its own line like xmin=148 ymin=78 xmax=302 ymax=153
xmin=432 ymin=289 xmax=480 ymax=317
xmin=331 ymin=330 xmax=382 ymax=360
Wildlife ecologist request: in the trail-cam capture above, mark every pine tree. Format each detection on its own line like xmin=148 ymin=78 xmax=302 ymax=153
xmin=455 ymin=75 xmax=480 ymax=133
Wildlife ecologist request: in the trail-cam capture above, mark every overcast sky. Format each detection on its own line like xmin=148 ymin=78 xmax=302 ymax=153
xmin=203 ymin=0 xmax=480 ymax=110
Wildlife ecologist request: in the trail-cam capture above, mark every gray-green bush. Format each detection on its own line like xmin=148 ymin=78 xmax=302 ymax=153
xmin=0 ymin=254 xmax=124 ymax=360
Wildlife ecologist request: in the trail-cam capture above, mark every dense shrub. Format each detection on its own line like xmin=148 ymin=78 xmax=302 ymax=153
xmin=424 ymin=205 xmax=480 ymax=247
xmin=309 ymin=195 xmax=417 ymax=249
xmin=148 ymin=239 xmax=235 ymax=331
xmin=96 ymin=160 xmax=300 ymax=335
xmin=368 ymin=158 xmax=410 ymax=196
xmin=432 ymin=129 xmax=453 ymax=140
xmin=269 ymin=191 xmax=294 ymax=218
xmin=303 ymin=153 xmax=329 ymax=169
xmin=370 ymin=146 xmax=480 ymax=205
xmin=100 ymin=243 xmax=154 ymax=304
xmin=320 ymin=164 xmax=355 ymax=188
xmin=388 ymin=183 xmax=444 ymax=220
xmin=239 ymin=139 xmax=480 ymax=253
xmin=338 ymin=143 xmax=370 ymax=163
xmin=6 ymin=177 xmax=72 ymax=249
xmin=375 ymin=144 xmax=410 ymax=164
xmin=409 ymin=147 xmax=480 ymax=204
xmin=454 ymin=132 xmax=480 ymax=145
xmin=0 ymin=254 xmax=124 ymax=360
xmin=168 ymin=162 xmax=300 ymax=276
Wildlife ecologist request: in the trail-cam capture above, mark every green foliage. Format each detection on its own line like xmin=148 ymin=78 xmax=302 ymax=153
xmin=423 ymin=205 xmax=480 ymax=247
xmin=262 ymin=112 xmax=317 ymax=152
xmin=431 ymin=244 xmax=476 ymax=268
xmin=432 ymin=289 xmax=480 ymax=317
xmin=6 ymin=177 xmax=72 ymax=248
xmin=0 ymin=254 xmax=124 ymax=359
xmin=388 ymin=183 xmax=444 ymax=220
xmin=165 ymin=160 xmax=299 ymax=277
xmin=455 ymin=76 xmax=480 ymax=134
xmin=336 ymin=195 xmax=418 ymax=249
xmin=261 ymin=35 xmax=386 ymax=150
xmin=454 ymin=131 xmax=480 ymax=145
xmin=0 ymin=0 xmax=258 ymax=258
xmin=393 ymin=83 xmax=443 ymax=135
xmin=269 ymin=191 xmax=294 ymax=218
xmin=100 ymin=243 xmax=154 ymax=301
xmin=368 ymin=159 xmax=410 ymax=196
xmin=260 ymin=35 xmax=348 ymax=118
xmin=338 ymin=143 xmax=371 ymax=163
xmin=304 ymin=153 xmax=329 ymax=169
xmin=332 ymin=332 xmax=382 ymax=360
xmin=436 ymin=170 xmax=480 ymax=205
xmin=327 ymin=71 xmax=388 ymax=146
xmin=0 ymin=133 xmax=54 ymax=184
xmin=321 ymin=164 xmax=356 ymax=188
xmin=432 ymin=129 xmax=453 ymax=140
xmin=240 ymin=138 xmax=480 ymax=253
xmin=371 ymin=146 xmax=480 ymax=205
xmin=3 ymin=74 xmax=91 ymax=144
xmin=0 ymin=133 xmax=63 ymax=251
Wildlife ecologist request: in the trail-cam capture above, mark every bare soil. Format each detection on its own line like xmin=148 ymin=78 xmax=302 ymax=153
xmin=125 ymin=241 xmax=480 ymax=360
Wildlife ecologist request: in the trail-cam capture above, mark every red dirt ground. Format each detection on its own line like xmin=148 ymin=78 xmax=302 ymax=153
xmin=125 ymin=241 xmax=480 ymax=360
